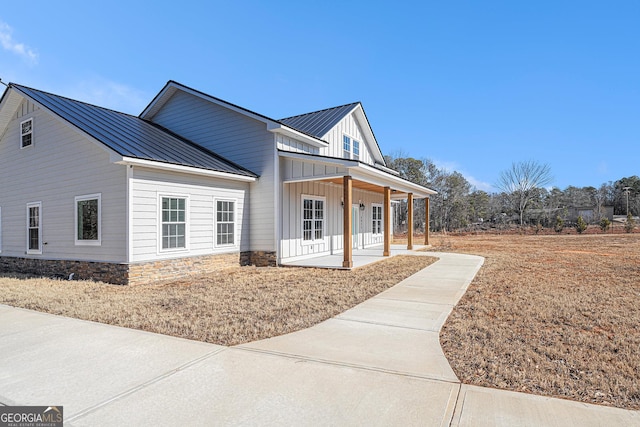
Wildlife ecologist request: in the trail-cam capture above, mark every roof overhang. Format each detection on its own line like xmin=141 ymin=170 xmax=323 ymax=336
xmin=267 ymin=123 xmax=329 ymax=148
xmin=114 ymin=156 xmax=257 ymax=182
xmin=0 ymin=87 xmax=25 ymax=139
xmin=279 ymin=151 xmax=436 ymax=198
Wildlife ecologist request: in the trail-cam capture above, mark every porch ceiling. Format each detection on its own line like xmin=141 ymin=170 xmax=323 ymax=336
xmin=321 ymin=177 xmax=421 ymax=199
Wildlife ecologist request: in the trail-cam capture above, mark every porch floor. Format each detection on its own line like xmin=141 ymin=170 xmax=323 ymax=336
xmin=280 ymin=244 xmax=428 ymax=269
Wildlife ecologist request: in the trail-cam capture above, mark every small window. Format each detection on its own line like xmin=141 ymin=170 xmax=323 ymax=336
xmin=161 ymin=196 xmax=187 ymax=251
xmin=216 ymin=199 xmax=235 ymax=246
xmin=75 ymin=194 xmax=101 ymax=245
xmin=20 ymin=118 xmax=33 ymax=148
xmin=302 ymin=196 xmax=324 ymax=242
xmin=353 ymin=140 xmax=360 ymax=160
xmin=27 ymin=202 xmax=42 ymax=254
xmin=372 ymin=204 xmax=383 ymax=235
xmin=343 ymin=135 xmax=351 ymax=159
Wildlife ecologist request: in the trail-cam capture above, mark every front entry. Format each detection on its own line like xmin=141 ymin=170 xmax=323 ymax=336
xmin=352 ymin=205 xmax=360 ymax=249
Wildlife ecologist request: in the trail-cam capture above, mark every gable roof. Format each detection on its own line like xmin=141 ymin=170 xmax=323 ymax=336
xmin=7 ymin=84 xmax=257 ymax=178
xmin=279 ymin=102 xmax=360 ymax=138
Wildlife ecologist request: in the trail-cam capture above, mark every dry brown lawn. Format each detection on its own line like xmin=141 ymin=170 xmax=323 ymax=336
xmin=434 ymin=233 xmax=640 ymax=410
xmin=0 ymin=255 xmax=435 ymax=346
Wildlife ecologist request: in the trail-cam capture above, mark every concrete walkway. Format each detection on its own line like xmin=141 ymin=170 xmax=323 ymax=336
xmin=1 ymin=253 xmax=638 ymax=426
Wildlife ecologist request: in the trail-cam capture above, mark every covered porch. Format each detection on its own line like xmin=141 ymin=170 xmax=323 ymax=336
xmin=279 ymin=151 xmax=437 ymax=269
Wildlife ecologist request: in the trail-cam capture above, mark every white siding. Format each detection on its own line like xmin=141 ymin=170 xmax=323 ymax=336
xmin=0 ymin=99 xmax=127 ymax=262
xmin=130 ymin=167 xmax=249 ymax=262
xmin=281 ymin=158 xmax=346 ymax=181
xmin=276 ymin=134 xmax=320 ymax=154
xmin=150 ymin=91 xmax=276 ymax=252
xmin=320 ymin=113 xmax=374 ymax=165
xmin=280 ymin=181 xmax=385 ymax=261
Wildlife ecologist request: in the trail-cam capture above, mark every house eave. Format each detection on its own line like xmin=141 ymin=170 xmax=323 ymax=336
xmin=278 ymin=150 xmax=436 ymax=197
xmin=114 ymin=156 xmax=258 ymax=182
xmin=268 ymin=123 xmax=329 ymax=148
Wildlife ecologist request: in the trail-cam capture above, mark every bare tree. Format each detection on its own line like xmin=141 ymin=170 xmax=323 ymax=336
xmin=496 ymin=160 xmax=553 ymax=226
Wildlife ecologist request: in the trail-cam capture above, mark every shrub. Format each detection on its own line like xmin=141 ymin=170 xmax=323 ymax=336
xmin=575 ymin=216 xmax=587 ymax=234
xmin=625 ymin=213 xmax=636 ymax=233
xmin=554 ymin=215 xmax=564 ymax=233
xmin=599 ymin=218 xmax=611 ymax=232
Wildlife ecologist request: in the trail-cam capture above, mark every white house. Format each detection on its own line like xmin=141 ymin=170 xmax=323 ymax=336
xmin=0 ymin=81 xmax=435 ymax=284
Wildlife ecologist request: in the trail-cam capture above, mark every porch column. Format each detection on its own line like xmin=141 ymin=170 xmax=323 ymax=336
xmin=407 ymin=193 xmax=414 ymax=250
xmin=343 ymin=175 xmax=353 ymax=268
xmin=383 ymin=186 xmax=391 ymax=256
xmin=425 ymin=197 xmax=430 ymax=245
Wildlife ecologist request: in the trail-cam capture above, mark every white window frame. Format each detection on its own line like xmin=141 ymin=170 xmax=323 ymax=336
xmin=158 ymin=194 xmax=189 ymax=253
xmin=214 ymin=198 xmax=237 ymax=247
xmin=301 ymin=195 xmax=325 ymax=244
xmin=26 ymin=202 xmax=42 ymax=255
xmin=343 ymin=134 xmax=361 ymax=160
xmin=343 ymin=135 xmax=351 ymax=159
xmin=75 ymin=193 xmax=102 ymax=246
xmin=372 ymin=204 xmax=383 ymax=236
xmin=20 ymin=118 xmax=34 ymax=149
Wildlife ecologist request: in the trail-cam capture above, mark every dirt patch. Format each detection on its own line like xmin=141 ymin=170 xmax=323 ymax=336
xmin=434 ymin=233 xmax=640 ymax=410
xmin=0 ymin=255 xmax=436 ymax=346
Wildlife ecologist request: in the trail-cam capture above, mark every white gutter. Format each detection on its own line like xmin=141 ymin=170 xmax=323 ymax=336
xmin=114 ymin=156 xmax=257 ymax=182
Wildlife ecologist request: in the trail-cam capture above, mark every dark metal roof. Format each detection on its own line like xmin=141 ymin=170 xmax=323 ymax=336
xmin=280 ymin=102 xmax=359 ymax=138
xmin=11 ymin=84 xmax=257 ymax=178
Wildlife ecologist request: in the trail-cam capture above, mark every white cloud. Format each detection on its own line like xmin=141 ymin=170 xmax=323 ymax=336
xmin=432 ymin=159 xmax=495 ymax=192
xmin=0 ymin=21 xmax=38 ymax=64
xmin=63 ymin=77 xmax=149 ymax=114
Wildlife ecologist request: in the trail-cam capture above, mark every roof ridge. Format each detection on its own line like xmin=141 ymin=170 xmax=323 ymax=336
xmin=280 ymin=101 xmax=360 ymax=121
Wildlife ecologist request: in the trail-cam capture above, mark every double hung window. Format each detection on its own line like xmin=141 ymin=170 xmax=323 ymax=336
xmin=372 ymin=205 xmax=383 ymax=235
xmin=161 ymin=197 xmax=186 ymax=250
xmin=20 ymin=118 xmax=33 ymax=148
xmin=216 ymin=200 xmax=235 ymax=246
xmin=27 ymin=202 xmax=42 ymax=254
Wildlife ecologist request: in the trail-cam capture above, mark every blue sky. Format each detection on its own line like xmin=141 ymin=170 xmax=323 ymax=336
xmin=2 ymin=1 xmax=638 ymax=192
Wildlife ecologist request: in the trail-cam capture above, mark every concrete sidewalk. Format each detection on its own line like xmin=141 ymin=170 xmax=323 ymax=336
xmin=1 ymin=253 xmax=638 ymax=426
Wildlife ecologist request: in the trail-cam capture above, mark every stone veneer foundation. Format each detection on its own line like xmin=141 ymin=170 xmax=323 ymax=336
xmin=0 ymin=251 xmax=275 ymax=285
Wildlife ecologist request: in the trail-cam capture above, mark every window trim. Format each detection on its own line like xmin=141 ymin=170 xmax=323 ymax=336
xmin=26 ymin=202 xmax=42 ymax=255
xmin=214 ymin=198 xmax=237 ymax=248
xmin=75 ymin=193 xmax=102 ymax=246
xmin=372 ymin=203 xmax=383 ymax=236
xmin=342 ymin=135 xmax=351 ymax=159
xmin=158 ymin=194 xmax=189 ymax=254
xmin=20 ymin=118 xmax=34 ymax=149
xmin=353 ymin=139 xmax=360 ymax=160
xmin=301 ymin=195 xmax=325 ymax=245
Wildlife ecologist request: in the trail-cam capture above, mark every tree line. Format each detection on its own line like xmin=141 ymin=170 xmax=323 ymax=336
xmin=385 ymin=154 xmax=640 ymax=232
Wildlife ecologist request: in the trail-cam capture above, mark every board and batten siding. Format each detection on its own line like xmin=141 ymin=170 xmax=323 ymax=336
xmin=320 ymin=112 xmax=374 ymax=165
xmin=0 ymin=99 xmax=127 ymax=262
xmin=150 ymin=90 xmax=276 ymax=252
xmin=280 ymin=180 xmax=386 ymax=261
xmin=129 ymin=167 xmax=249 ymax=263
xmin=276 ymin=134 xmax=320 ymax=154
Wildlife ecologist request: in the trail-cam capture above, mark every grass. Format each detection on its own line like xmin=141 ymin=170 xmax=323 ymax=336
xmin=0 ymin=255 xmax=435 ymax=346
xmin=433 ymin=233 xmax=640 ymax=410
